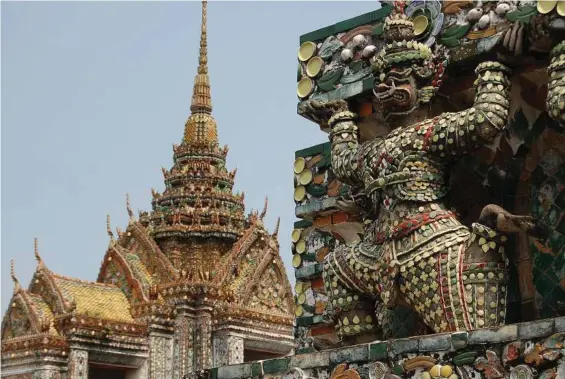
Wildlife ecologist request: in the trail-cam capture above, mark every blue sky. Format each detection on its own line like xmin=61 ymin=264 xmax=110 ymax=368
xmin=1 ymin=1 xmax=379 ymax=313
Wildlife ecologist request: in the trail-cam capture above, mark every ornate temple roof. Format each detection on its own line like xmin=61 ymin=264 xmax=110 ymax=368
xmin=150 ymin=0 xmax=245 ymax=244
xmin=2 ymin=1 xmax=294 ymax=360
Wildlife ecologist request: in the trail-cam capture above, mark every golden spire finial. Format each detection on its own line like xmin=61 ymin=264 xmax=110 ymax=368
xmin=189 ymin=0 xmax=212 ymax=114
xmin=198 ymin=0 xmax=208 ymax=76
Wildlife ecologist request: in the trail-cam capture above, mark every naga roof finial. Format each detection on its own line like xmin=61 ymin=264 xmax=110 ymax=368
xmin=126 ymin=193 xmax=134 ymax=219
xmin=273 ymin=217 xmax=281 ymax=237
xmin=106 ymin=214 xmax=114 ymax=240
xmin=11 ymin=259 xmax=22 ymax=294
xmin=34 ymin=237 xmax=46 ymax=270
xmin=260 ymin=197 xmax=268 ymax=220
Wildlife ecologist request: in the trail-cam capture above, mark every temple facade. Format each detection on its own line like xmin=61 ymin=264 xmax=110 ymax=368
xmin=0 ymin=2 xmax=294 ymax=378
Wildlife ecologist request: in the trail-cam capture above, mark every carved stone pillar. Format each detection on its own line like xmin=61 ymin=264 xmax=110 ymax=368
xmin=213 ymin=334 xmax=244 ymax=367
xmin=173 ymin=311 xmax=194 ymax=379
xmin=68 ymin=349 xmax=88 ymax=379
xmin=193 ymin=310 xmax=212 ymax=371
xmin=149 ymin=324 xmax=174 ymax=379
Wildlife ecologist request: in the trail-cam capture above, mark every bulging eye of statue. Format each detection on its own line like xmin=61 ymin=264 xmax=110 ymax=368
xmin=412 ymin=63 xmax=434 ymax=81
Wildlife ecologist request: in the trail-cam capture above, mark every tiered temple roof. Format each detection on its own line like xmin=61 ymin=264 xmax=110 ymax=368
xmin=1 ymin=1 xmax=294 ymax=372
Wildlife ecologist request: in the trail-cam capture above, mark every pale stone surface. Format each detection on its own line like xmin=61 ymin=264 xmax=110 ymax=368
xmin=68 ymin=349 xmax=88 ymax=379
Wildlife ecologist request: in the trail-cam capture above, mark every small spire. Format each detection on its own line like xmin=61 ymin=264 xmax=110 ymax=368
xmin=260 ymin=197 xmax=268 ymax=220
xmin=273 ymin=217 xmax=280 ymax=236
xmin=11 ymin=259 xmax=21 ymax=294
xmin=34 ymin=237 xmax=46 ymax=270
xmin=126 ymin=193 xmax=134 ymax=219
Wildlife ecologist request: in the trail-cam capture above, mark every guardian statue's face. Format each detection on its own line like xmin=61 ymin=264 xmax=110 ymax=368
xmin=373 ymin=67 xmax=419 ymax=115
xmin=373 ymin=62 xmax=436 ymax=120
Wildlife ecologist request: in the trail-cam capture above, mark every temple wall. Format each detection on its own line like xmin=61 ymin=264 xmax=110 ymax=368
xmin=211 ymin=317 xmax=565 ymax=379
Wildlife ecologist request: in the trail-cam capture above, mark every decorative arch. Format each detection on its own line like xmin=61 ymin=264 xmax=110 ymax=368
xmin=126 ymin=221 xmax=177 ymax=282
xmin=28 ymin=268 xmax=70 ymax=315
xmin=1 ymin=292 xmax=46 ymax=340
xmin=241 ymin=249 xmax=295 ymax=315
xmin=97 ymin=247 xmax=148 ymax=304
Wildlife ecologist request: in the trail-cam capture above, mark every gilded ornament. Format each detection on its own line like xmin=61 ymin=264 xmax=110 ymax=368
xmin=295 ymin=239 xmax=306 ymax=254
xmin=299 ymin=170 xmax=313 ymax=185
xmin=306 ymin=56 xmax=324 ymax=78
xmin=537 ymin=0 xmax=557 ymax=14
xmin=294 ymin=185 xmax=306 ymax=202
xmin=297 ymin=77 xmax=315 ymax=99
xmin=413 ymin=15 xmax=429 ymax=36
xmin=298 ymin=41 xmax=317 ymax=62
xmin=292 ymin=254 xmax=302 ymax=268
xmin=558 ymin=1 xmax=565 ymax=16
xmin=291 ymin=229 xmax=303 ymax=243
xmin=294 ymin=157 xmax=306 ymax=174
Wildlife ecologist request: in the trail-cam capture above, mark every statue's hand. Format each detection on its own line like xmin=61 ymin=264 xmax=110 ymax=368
xmin=298 ymin=99 xmax=349 ymax=127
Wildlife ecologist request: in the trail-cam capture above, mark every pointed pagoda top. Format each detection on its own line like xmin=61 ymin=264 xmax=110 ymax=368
xmin=189 ymin=0 xmax=212 ymax=114
xmin=184 ymin=0 xmax=218 ymax=147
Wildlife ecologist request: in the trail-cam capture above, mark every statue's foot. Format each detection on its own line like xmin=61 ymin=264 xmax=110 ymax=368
xmin=478 ymin=204 xmax=548 ymax=238
xmin=499 ymin=214 xmax=549 ymax=239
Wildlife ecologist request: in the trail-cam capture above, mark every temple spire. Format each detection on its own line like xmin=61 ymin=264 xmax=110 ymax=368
xmin=190 ymin=0 xmax=212 ymax=114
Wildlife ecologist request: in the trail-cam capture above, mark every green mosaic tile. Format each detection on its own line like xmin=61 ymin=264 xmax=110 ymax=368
xmin=295 ymin=143 xmax=329 ymax=159
xmin=263 ymin=358 xmax=289 ymax=374
xmin=451 ymin=331 xmax=468 ymax=350
xmin=369 ymin=341 xmax=388 ymax=360
xmin=294 ymin=220 xmax=313 ymax=229
xmin=251 ymin=362 xmax=262 ymax=377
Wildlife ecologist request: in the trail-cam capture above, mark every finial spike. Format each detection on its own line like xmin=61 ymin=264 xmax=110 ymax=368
xmin=106 ymin=215 xmax=114 ymax=239
xmin=11 ymin=259 xmax=16 ymax=282
xmin=273 ymin=217 xmax=280 ymax=236
xmin=260 ymin=197 xmax=268 ymax=220
xmin=33 ymin=237 xmax=46 ymax=270
xmin=11 ymin=259 xmax=21 ymax=293
xmin=126 ymin=193 xmax=134 ymax=219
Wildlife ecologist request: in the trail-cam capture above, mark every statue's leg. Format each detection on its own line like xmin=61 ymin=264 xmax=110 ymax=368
xmin=323 ymin=244 xmax=382 ymax=344
xmin=398 ymin=250 xmax=463 ymax=333
xmin=398 ymin=223 xmax=511 ymax=332
xmin=458 ymin=223 xmax=510 ymax=329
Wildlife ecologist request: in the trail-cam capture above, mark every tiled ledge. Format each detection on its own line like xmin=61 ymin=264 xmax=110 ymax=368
xmin=212 ymin=317 xmax=565 ymax=379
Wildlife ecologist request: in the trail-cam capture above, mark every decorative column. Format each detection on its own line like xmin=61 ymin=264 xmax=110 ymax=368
xmin=173 ymin=310 xmax=194 ymax=379
xmin=149 ymin=324 xmax=174 ymax=379
xmin=213 ymin=333 xmax=244 ymax=367
xmin=193 ymin=309 xmax=213 ymax=371
xmin=68 ymin=348 xmax=88 ymax=379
